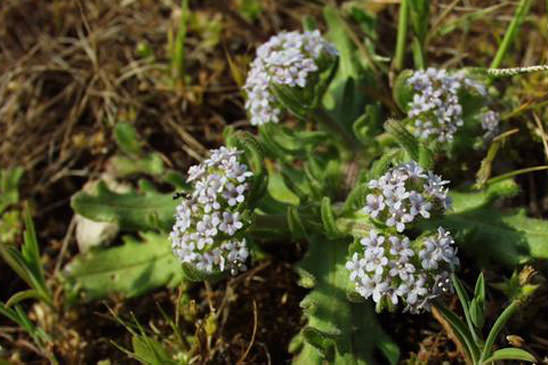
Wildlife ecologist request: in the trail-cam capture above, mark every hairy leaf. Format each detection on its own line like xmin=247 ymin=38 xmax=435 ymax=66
xmin=131 ymin=335 xmax=177 ymax=365
xmin=71 ymin=182 xmax=177 ymax=232
xmin=114 ymin=122 xmax=143 ymax=156
xmin=482 ymin=347 xmax=535 ymax=364
xmin=109 ymin=153 xmax=165 ymax=178
xmin=291 ymin=234 xmax=399 ymax=364
xmin=0 ymin=167 xmax=23 ymax=214
xmin=421 ymin=181 xmax=548 ymax=266
xmin=62 ymin=232 xmax=183 ymax=302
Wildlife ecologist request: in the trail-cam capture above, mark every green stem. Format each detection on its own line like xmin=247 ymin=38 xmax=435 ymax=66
xmin=486 ymin=165 xmax=548 ymax=185
xmin=394 ymin=0 xmax=409 ymax=71
xmin=479 ymin=301 xmax=520 ymax=363
xmin=490 ymin=0 xmax=532 ymax=69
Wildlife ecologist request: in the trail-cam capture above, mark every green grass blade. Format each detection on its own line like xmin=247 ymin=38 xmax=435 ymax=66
xmin=480 ymin=301 xmax=520 ymax=362
xmin=393 ymin=0 xmax=409 ymax=71
xmin=490 ymin=0 xmax=532 ymax=69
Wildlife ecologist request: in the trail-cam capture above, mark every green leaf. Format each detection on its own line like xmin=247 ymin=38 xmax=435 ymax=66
xmin=481 ymin=301 xmax=520 ymax=361
xmin=408 ymin=0 xmax=429 ymax=42
xmin=321 ymin=197 xmax=340 ymax=239
xmin=352 ymin=103 xmax=383 ymax=145
xmin=21 ymin=210 xmax=48 ymax=292
xmin=291 ymin=234 xmax=399 ymax=364
xmin=0 ymin=210 xmax=51 ymax=306
xmin=469 ymin=273 xmax=486 ymax=329
xmin=62 ymin=232 xmax=183 ymax=303
xmin=181 ymin=262 xmax=225 ymax=283
xmin=132 ymin=335 xmax=177 ymax=365
xmin=482 ymin=347 xmax=535 ymax=364
xmin=0 ymin=303 xmax=51 ymax=348
xmin=423 ymin=206 xmax=548 ymax=267
xmin=0 ymin=210 xmax=22 ymax=244
xmin=449 ymin=180 xmax=520 ymax=214
xmin=71 ymin=182 xmax=178 ymax=232
xmin=5 ymin=289 xmax=40 ymax=308
xmin=451 ymin=274 xmax=482 ymax=349
xmin=385 ymin=119 xmax=432 ymax=167
xmin=434 ymin=304 xmax=478 ymax=363
xmin=392 ymin=70 xmax=414 ymax=111
xmin=301 ymin=326 xmax=336 ymax=361
xmin=109 ymin=153 xmax=165 ymax=178
xmin=324 ymin=6 xmax=361 ymax=80
xmin=417 ymin=181 xmax=548 ymax=267
xmin=0 ymin=167 xmax=23 ymax=214
xmin=288 ymin=207 xmax=308 ymax=241
xmin=114 ymin=123 xmax=142 ymax=156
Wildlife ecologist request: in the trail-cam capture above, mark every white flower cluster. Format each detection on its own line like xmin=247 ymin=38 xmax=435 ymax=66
xmin=244 ymin=30 xmax=337 ymax=126
xmin=170 ymin=147 xmax=254 ymax=275
xmin=407 ymin=68 xmax=487 ymax=143
xmin=480 ymin=110 xmax=500 ymax=141
xmin=346 ymin=227 xmax=459 ymax=313
xmin=364 ymin=161 xmax=451 ymax=233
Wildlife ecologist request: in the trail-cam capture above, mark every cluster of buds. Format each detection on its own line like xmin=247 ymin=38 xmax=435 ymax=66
xmin=480 ymin=109 xmax=501 ymax=141
xmin=347 ymin=161 xmax=459 ymax=313
xmin=170 ymin=147 xmax=254 ymax=275
xmin=363 ymin=161 xmax=451 ymax=232
xmin=244 ymin=30 xmax=338 ymax=126
xmin=406 ymin=68 xmax=487 ymax=143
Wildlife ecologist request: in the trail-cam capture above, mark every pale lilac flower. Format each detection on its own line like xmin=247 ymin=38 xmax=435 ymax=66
xmin=170 ymin=147 xmax=254 ymax=274
xmin=346 ymin=253 xmax=366 ymax=281
xmin=360 ymin=230 xmax=385 ymax=248
xmin=244 ymin=30 xmax=337 ymax=126
xmin=481 ymin=110 xmax=500 ymax=140
xmin=363 ymin=194 xmax=385 ymax=218
xmin=406 ymin=68 xmax=488 ymax=142
xmin=346 ymin=226 xmax=458 ymax=313
xmin=362 ymin=162 xmax=450 ymax=233
xmin=219 ymin=211 xmax=244 ymax=236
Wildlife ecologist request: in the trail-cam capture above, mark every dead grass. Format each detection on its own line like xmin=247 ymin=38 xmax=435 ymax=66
xmin=0 ymin=0 xmax=547 ymax=363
